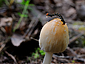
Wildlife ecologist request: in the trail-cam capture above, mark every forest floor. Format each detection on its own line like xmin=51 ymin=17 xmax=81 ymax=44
xmin=0 ymin=0 xmax=85 ymax=64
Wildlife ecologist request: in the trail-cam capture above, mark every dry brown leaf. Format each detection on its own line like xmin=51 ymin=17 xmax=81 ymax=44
xmin=0 ymin=17 xmax=12 ymax=27
xmin=11 ymin=34 xmax=25 ymax=46
xmin=0 ymin=17 xmax=13 ymax=35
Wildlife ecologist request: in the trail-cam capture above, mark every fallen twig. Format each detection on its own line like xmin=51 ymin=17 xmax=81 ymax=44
xmin=5 ymin=51 xmax=17 ymax=64
xmin=69 ymin=32 xmax=84 ymax=44
xmin=53 ymin=54 xmax=85 ymax=63
xmin=0 ymin=37 xmax=10 ymax=53
xmin=30 ymin=37 xmax=39 ymax=42
xmin=23 ymin=17 xmax=39 ymax=38
xmin=31 ymin=6 xmax=46 ymax=25
xmin=27 ymin=18 xmax=38 ymax=37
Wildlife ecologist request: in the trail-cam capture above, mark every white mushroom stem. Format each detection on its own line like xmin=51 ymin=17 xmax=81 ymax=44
xmin=43 ymin=52 xmax=53 ymax=64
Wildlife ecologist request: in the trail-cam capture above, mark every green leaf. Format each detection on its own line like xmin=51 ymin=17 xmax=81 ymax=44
xmin=17 ymin=12 xmax=21 ymax=16
xmin=37 ymin=48 xmax=40 ymax=51
xmin=18 ymin=12 xmax=28 ymax=17
xmin=41 ymin=53 xmax=45 ymax=56
xmin=39 ymin=50 xmax=45 ymax=55
xmin=23 ymin=14 xmax=28 ymax=17
xmin=34 ymin=53 xmax=39 ymax=58
xmin=26 ymin=0 xmax=30 ymax=6
xmin=32 ymin=53 xmax=35 ymax=56
xmin=40 ymin=50 xmax=44 ymax=53
xmin=21 ymin=0 xmax=26 ymax=5
xmin=72 ymin=60 xmax=75 ymax=63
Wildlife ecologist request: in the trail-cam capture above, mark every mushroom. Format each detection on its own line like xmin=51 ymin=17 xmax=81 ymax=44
xmin=39 ymin=13 xmax=69 ymax=64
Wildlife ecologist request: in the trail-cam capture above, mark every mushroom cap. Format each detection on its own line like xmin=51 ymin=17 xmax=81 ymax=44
xmin=39 ymin=18 xmax=69 ymax=53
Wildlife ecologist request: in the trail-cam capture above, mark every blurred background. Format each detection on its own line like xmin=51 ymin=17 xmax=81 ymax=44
xmin=0 ymin=0 xmax=85 ymax=64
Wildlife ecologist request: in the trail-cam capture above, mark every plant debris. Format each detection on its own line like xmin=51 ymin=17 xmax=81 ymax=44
xmin=0 ymin=0 xmax=85 ymax=64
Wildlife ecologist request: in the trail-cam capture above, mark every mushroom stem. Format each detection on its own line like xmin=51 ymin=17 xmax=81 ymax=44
xmin=43 ymin=52 xmax=53 ymax=64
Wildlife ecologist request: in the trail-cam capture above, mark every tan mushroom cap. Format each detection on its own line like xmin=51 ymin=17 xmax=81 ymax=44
xmin=39 ymin=18 xmax=69 ymax=53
